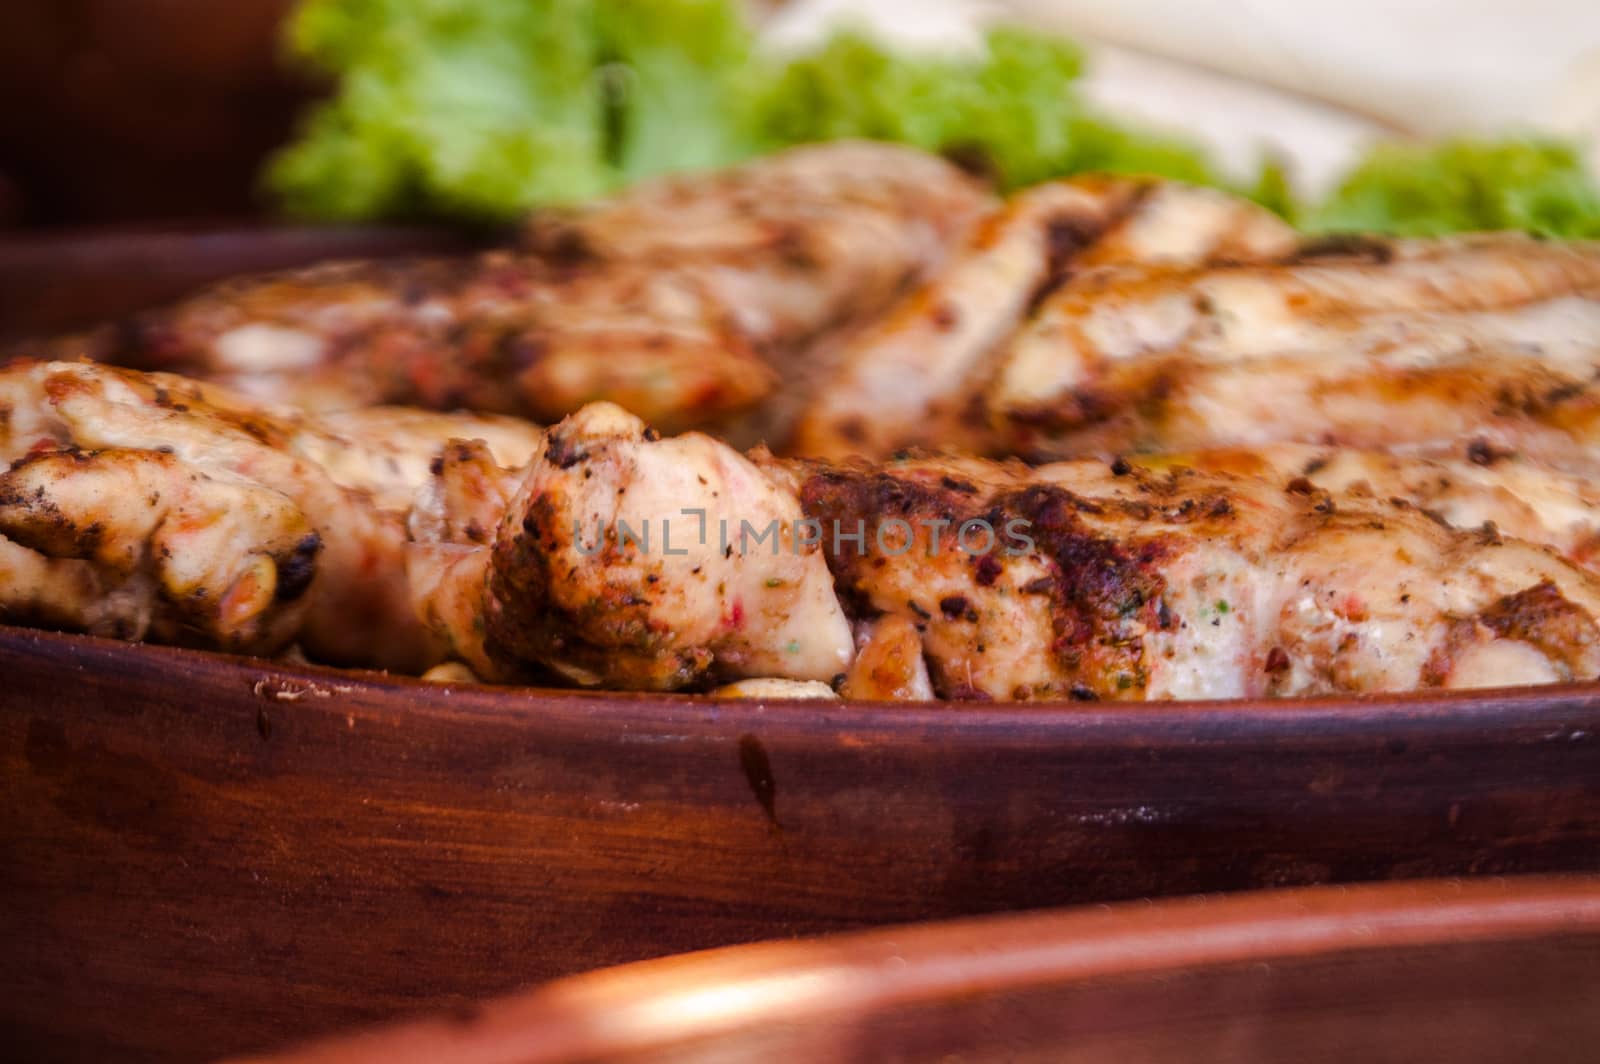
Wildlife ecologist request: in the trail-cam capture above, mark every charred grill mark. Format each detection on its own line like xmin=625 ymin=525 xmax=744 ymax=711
xmin=974 ymin=554 xmax=1002 ymax=587
xmin=76 ymin=520 xmax=104 ymax=555
xmin=1478 ymin=581 xmax=1594 ymax=648
xmin=1286 ymin=233 xmax=1396 ymax=264
xmin=994 ymin=484 xmax=1166 ymax=698
xmin=545 ymin=433 xmax=586 ymax=470
xmin=798 ymin=467 xmax=986 ymax=620
xmin=274 ymin=533 xmax=322 ymax=602
xmin=1025 ymin=188 xmax=1146 ymax=313
xmin=1466 ymin=438 xmax=1513 ymax=466
xmin=800 ymin=468 xmax=972 ymax=525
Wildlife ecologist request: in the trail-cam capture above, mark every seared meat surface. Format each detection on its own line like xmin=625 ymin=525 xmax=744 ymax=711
xmin=1146 ymin=444 xmax=1600 ymax=574
xmin=985 ymin=235 xmax=1600 ymax=466
xmin=10 ymin=161 xmax=1600 ymax=704
xmin=9 ymin=369 xmax=1600 ymax=700
xmin=0 ymin=361 xmax=540 ymax=667
xmin=62 ymin=143 xmax=989 ymax=433
xmin=792 ymin=177 xmax=1296 ymax=460
xmin=409 ymin=403 xmax=852 ymax=688
xmin=428 ymin=405 xmax=1600 ymax=699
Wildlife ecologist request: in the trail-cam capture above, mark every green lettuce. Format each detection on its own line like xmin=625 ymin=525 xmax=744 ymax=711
xmin=1306 ymin=138 xmax=1600 ymax=238
xmin=267 ymin=1 xmax=1222 ymax=219
xmin=744 ymin=28 xmax=1219 ymax=191
xmin=270 ymin=0 xmax=755 ymax=217
xmin=266 ymin=0 xmax=1600 ymax=239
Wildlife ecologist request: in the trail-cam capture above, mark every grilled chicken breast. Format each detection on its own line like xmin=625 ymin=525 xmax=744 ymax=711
xmin=791 ymin=177 xmax=1296 ymax=460
xmin=425 ymin=404 xmax=1600 ymax=699
xmin=63 ymin=142 xmax=988 ymax=433
xmin=0 ymin=361 xmax=540 ymax=667
xmin=1144 ymin=444 xmax=1600 ymax=574
xmin=985 ymin=235 xmax=1600 ymax=466
xmin=409 ymin=403 xmax=853 ymax=688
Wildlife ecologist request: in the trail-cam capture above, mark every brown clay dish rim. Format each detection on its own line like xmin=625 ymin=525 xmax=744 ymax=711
xmin=238 ymin=875 xmax=1600 ymax=1064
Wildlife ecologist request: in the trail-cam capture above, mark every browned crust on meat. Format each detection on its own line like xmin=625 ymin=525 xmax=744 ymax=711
xmin=1423 ymin=580 xmax=1600 ymax=685
xmin=796 ymin=464 xmax=1186 ymax=698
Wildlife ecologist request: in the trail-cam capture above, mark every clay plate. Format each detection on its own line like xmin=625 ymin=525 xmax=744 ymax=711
xmin=1 ymin=627 xmax=1597 ymax=1062
xmin=242 ymin=876 xmax=1600 ymax=1064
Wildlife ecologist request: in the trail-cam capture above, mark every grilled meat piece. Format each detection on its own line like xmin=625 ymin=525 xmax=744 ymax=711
xmin=0 ymin=447 xmax=317 ymax=653
xmin=791 ymin=177 xmax=1296 ymax=460
xmin=984 ymin=235 xmax=1600 ymax=467
xmin=0 ymin=361 xmax=540 ymax=667
xmin=1143 ymin=444 xmax=1600 ymax=573
xmin=437 ymin=405 xmax=1600 ymax=699
xmin=840 ymin=614 xmax=936 ymax=701
xmin=66 ymin=143 xmax=989 ymax=433
xmin=409 ymin=403 xmax=853 ymax=689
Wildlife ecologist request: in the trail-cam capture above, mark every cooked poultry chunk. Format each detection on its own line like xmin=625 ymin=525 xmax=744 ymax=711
xmin=1144 ymin=444 xmax=1600 ymax=572
xmin=0 ymin=448 xmax=318 ymax=653
xmin=0 ymin=361 xmax=540 ymax=668
xmin=1 ymin=521 xmax=158 ymax=641
xmin=784 ymin=453 xmax=1600 ymax=699
xmin=405 ymin=437 xmax=530 ymax=677
xmin=304 ymin=406 xmax=542 ymax=513
xmin=840 ymin=614 xmax=936 ymax=701
xmin=791 ymin=178 xmax=1295 ymax=460
xmin=448 ymin=405 xmax=1600 ymax=699
xmin=410 ymin=403 xmax=853 ymax=689
xmin=75 ymin=254 xmax=778 ymax=433
xmin=984 ymin=235 xmax=1600 ymax=465
xmin=67 ymin=143 xmax=989 ymax=433
xmin=523 ymin=140 xmax=992 ymax=345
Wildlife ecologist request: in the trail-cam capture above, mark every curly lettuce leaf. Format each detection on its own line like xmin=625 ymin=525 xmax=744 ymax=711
xmin=1307 ymin=138 xmax=1600 ymax=238
xmin=271 ymin=0 xmax=744 ymax=218
xmin=266 ymin=0 xmax=1600 ymax=238
xmin=593 ymin=0 xmax=758 ymax=182
xmin=745 ymin=28 xmax=1219 ymax=191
